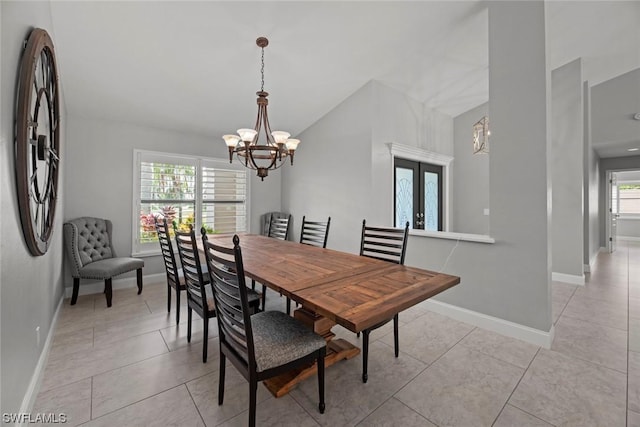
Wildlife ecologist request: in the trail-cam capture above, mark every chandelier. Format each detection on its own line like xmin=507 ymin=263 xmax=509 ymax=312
xmin=222 ymin=37 xmax=300 ymax=180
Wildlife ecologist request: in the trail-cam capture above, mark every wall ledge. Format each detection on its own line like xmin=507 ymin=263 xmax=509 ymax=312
xmin=409 ymin=229 xmax=495 ymax=244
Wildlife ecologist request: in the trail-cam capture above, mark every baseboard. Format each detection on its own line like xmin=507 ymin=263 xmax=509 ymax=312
xmin=551 ymin=272 xmax=585 ymax=285
xmin=617 ymin=235 xmax=640 ymax=242
xmin=422 ymin=299 xmax=554 ymax=349
xmin=600 ymin=246 xmax=608 ymax=253
xmin=584 ymin=250 xmax=599 ymax=273
xmin=64 ymin=273 xmax=165 ymax=298
xmin=17 ymin=295 xmax=64 ymax=421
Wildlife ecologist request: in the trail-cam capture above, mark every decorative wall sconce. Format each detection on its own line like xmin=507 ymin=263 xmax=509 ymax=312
xmin=473 ymin=116 xmax=490 ymax=154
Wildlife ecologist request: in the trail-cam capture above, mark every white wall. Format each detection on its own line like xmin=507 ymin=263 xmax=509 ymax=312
xmin=452 ymin=102 xmax=490 ymax=234
xmin=64 ymin=116 xmax=281 ymax=288
xmin=551 ymin=59 xmax=584 ymax=279
xmin=1 ymin=1 xmax=66 ymax=415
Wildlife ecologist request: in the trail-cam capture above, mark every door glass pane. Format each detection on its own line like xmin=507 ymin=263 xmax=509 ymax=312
xmin=395 ymin=167 xmax=413 ymax=228
xmin=424 ymin=171 xmax=439 ymax=231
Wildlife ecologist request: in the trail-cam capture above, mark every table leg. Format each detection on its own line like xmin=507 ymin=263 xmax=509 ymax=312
xmin=262 ymin=307 xmax=360 ymax=398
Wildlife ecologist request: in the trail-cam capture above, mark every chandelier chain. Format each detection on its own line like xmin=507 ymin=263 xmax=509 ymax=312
xmin=260 ymin=47 xmax=265 ymax=92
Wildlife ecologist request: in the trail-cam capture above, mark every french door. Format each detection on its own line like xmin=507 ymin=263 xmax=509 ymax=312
xmin=394 ymin=158 xmax=443 ymax=231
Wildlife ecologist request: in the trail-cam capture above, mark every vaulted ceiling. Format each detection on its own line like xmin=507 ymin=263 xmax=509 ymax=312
xmin=49 ymin=1 xmax=640 ymax=149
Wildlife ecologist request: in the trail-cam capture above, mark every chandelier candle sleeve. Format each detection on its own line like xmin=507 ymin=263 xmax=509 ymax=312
xmin=222 ymin=37 xmax=301 ymax=180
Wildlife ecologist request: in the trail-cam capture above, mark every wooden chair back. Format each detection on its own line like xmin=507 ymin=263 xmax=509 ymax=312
xmin=174 ymin=225 xmax=209 ymax=313
xmin=299 ymin=216 xmax=331 ymax=248
xmin=202 ymin=233 xmax=256 ymax=371
xmin=155 ymin=216 xmax=180 ymax=289
xmin=359 ymin=220 xmax=409 ymax=265
xmin=267 ymin=214 xmax=291 ymax=240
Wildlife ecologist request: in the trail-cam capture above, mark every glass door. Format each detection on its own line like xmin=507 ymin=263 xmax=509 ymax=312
xmin=394 ymin=158 xmax=443 ymax=231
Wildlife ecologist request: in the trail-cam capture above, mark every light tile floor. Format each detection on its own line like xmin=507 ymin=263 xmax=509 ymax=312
xmin=33 ymin=241 xmax=640 ymax=426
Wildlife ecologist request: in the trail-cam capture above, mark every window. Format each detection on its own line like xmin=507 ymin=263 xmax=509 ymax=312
xmin=394 ymin=158 xmax=443 ymax=231
xmin=133 ymin=150 xmax=249 ymax=255
xmin=618 ymin=183 xmax=640 ymax=215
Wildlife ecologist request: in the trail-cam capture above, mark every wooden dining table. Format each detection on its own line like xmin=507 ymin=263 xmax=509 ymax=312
xmin=200 ymin=233 xmax=460 ymax=397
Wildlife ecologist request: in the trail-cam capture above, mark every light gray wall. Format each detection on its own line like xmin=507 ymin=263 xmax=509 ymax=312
xmin=583 ymin=82 xmax=601 ymax=267
xmin=551 ymin=59 xmax=584 ymax=277
xmin=283 ymin=2 xmax=551 ymax=333
xmin=617 ymin=218 xmax=640 ymax=238
xmin=370 ymin=81 xmax=454 ymax=229
xmin=452 ymin=102 xmax=490 ymax=234
xmin=592 ymin=68 xmax=640 ymax=146
xmin=599 ymin=156 xmax=640 ymax=246
xmin=281 ymin=82 xmax=373 ymax=252
xmin=1 ymin=1 xmax=66 ymax=415
xmin=64 ymin=116 xmax=281 ymax=289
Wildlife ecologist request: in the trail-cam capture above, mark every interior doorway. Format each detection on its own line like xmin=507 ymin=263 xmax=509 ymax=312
xmin=607 ymin=169 xmax=640 ymax=253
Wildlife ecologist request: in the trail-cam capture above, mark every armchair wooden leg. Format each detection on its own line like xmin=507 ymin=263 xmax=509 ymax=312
xmin=286 ymin=298 xmax=291 ymax=315
xmin=136 ymin=268 xmax=143 ymax=294
xmin=105 ymin=278 xmax=113 ymax=307
xmin=71 ymin=278 xmax=80 ymax=305
xmin=261 ymin=284 xmax=267 ymax=311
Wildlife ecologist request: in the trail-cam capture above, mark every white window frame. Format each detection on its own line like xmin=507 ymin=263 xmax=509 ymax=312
xmin=132 ymin=149 xmax=251 ymax=257
xmin=617 ymin=179 xmax=640 ymax=218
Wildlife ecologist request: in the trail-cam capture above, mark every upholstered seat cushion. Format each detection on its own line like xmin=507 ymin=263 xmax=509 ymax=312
xmin=251 ymin=311 xmax=326 ymax=372
xmin=78 ymin=257 xmax=144 ymax=280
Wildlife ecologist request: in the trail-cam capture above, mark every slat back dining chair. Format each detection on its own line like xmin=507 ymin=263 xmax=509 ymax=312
xmin=174 ymin=225 xmax=262 ymax=363
xmin=202 ymin=232 xmax=327 ymax=427
xmin=267 ymin=214 xmax=292 ymax=240
xmin=358 ymin=219 xmax=410 ymax=383
xmin=174 ymin=224 xmax=215 ymax=363
xmin=154 ymin=216 xmax=184 ymax=324
xmin=253 ymin=213 xmax=293 ymax=311
xmin=281 ymin=215 xmax=332 ymax=314
xmin=300 ymin=216 xmax=331 ymax=248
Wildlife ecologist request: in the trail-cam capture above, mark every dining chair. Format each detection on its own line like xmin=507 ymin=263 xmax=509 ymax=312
xmin=202 ymin=232 xmax=327 ymax=427
xmin=283 ymin=215 xmax=332 ymax=314
xmin=154 ymin=216 xmax=185 ymax=324
xmin=64 ymin=217 xmax=144 ymax=307
xmin=174 ymin=225 xmax=261 ymax=363
xmin=358 ymin=219 xmax=409 ymax=383
xmin=253 ymin=213 xmax=292 ymax=311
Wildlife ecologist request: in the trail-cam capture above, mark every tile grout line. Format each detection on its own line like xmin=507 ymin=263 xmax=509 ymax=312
xmin=185 ymin=382 xmax=207 ymax=426
xmin=392 ymin=325 xmax=477 ymax=399
xmin=490 ymin=347 xmax=555 ymax=427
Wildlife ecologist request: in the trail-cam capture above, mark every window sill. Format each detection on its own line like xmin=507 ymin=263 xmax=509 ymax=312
xmin=409 ymin=229 xmax=495 ymax=244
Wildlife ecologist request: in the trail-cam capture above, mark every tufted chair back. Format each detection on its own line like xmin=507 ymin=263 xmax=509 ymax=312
xmin=64 ymin=217 xmax=115 ymax=277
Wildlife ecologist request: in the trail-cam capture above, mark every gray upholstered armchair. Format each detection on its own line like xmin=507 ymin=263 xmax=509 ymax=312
xmin=64 ymin=217 xmax=144 ymax=307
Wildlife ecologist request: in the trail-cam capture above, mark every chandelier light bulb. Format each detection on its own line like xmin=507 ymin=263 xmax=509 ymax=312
xmin=237 ymin=128 xmax=257 ymax=143
xmin=222 ymin=134 xmax=240 ymax=147
xmin=271 ymin=131 xmax=291 ymax=144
